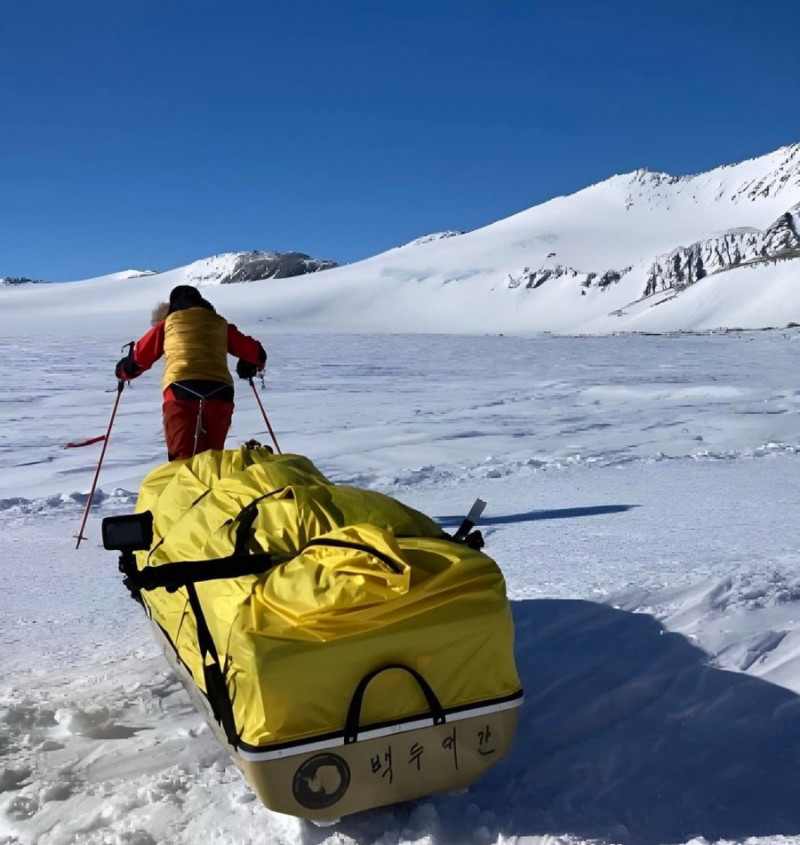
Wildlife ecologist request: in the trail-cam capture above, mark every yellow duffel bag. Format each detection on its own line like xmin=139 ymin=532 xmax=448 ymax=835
xmin=105 ymin=445 xmax=522 ymax=821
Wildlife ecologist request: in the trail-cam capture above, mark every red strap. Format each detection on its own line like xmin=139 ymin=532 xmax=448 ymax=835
xmin=64 ymin=435 xmax=106 ymax=449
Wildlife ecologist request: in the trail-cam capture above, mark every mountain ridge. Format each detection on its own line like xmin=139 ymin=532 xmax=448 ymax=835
xmin=2 ymin=142 xmax=799 ymax=335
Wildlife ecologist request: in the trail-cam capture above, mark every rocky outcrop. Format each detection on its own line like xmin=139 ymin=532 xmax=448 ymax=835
xmin=0 ymin=277 xmax=46 ymax=286
xmin=644 ymin=205 xmax=800 ymax=296
xmin=507 ymin=264 xmax=632 ymax=291
xmin=220 ymin=251 xmax=338 ymax=283
xmin=402 ymin=231 xmax=464 ymax=248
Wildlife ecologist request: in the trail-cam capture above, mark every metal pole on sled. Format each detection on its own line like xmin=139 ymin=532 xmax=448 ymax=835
xmin=75 ymin=379 xmax=125 ymax=549
xmin=248 ymin=377 xmax=282 ymax=454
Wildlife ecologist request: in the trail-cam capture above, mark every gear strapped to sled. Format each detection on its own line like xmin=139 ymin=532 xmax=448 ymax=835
xmin=105 ymin=446 xmax=522 ymax=821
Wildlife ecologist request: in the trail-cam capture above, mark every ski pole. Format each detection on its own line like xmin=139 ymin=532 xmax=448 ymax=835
xmin=75 ymin=378 xmax=125 ymax=548
xmin=248 ymin=377 xmax=282 ymax=454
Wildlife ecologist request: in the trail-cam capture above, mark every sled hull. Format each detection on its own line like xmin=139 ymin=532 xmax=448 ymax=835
xmin=240 ymin=707 xmax=520 ymax=821
xmin=152 ymin=620 xmax=521 ymax=821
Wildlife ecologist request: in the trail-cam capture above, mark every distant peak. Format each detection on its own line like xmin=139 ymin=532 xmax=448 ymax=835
xmin=1 ymin=275 xmax=47 ymax=286
xmin=184 ymin=250 xmax=338 ymax=285
xmin=121 ymin=269 xmax=157 ymax=278
xmin=401 ymin=231 xmax=464 ymax=248
xmin=628 ymin=167 xmax=681 ymax=184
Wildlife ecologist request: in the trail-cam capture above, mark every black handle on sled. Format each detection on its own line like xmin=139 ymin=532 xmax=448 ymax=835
xmin=344 ymin=664 xmax=446 ymax=744
xmin=453 ymin=498 xmax=487 ymax=544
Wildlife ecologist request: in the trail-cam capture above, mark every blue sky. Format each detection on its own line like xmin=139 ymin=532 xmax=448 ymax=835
xmin=2 ymin=0 xmax=799 ymax=280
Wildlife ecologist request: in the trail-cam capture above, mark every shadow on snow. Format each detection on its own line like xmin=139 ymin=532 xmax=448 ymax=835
xmin=436 ymin=504 xmax=638 ymax=529
xmin=303 ymin=598 xmax=800 ymax=845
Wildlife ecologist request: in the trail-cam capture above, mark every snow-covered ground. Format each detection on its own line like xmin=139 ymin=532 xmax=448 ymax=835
xmin=2 ymin=319 xmax=800 ymax=844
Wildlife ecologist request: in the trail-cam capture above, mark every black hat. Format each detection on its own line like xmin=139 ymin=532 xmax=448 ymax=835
xmin=167 ymin=285 xmax=215 ymax=315
xmin=169 ymin=285 xmax=203 ymax=305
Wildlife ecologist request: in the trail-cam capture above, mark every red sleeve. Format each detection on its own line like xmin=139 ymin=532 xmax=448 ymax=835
xmin=227 ymin=324 xmax=266 ymax=368
xmin=133 ymin=322 xmax=165 ymax=373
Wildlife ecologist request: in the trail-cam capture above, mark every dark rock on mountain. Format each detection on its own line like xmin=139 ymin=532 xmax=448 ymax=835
xmin=644 ymin=204 xmax=800 ymax=296
xmin=220 ymin=251 xmax=338 ymax=284
xmin=0 ymin=276 xmax=47 ymax=286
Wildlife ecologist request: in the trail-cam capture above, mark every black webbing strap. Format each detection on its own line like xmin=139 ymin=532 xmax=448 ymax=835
xmin=185 ymin=582 xmax=240 ymax=748
xmin=122 ymin=492 xmax=286 ymax=749
xmin=125 ymin=552 xmax=275 ymax=594
xmin=232 ymin=504 xmax=260 ymax=556
xmin=231 ymin=486 xmax=291 ymax=556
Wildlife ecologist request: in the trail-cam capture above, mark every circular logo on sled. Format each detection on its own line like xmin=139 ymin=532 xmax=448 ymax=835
xmin=292 ymin=752 xmax=351 ymax=809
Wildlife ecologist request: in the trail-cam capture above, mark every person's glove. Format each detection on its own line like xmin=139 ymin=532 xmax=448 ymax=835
xmin=236 ymin=359 xmax=259 ymax=380
xmin=115 ymin=355 xmax=140 ymax=380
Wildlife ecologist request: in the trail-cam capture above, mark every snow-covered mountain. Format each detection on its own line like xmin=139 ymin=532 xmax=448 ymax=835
xmin=0 ymin=270 xmax=155 ymax=286
xmin=179 ymin=251 xmax=339 ymax=284
xmin=2 ymin=143 xmax=799 ymax=334
xmin=0 ymin=276 xmax=48 ymax=286
xmin=399 ymin=230 xmax=465 ymax=248
xmin=1 ymin=252 xmax=336 ymax=288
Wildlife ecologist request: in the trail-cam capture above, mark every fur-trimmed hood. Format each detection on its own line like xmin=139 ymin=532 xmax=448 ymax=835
xmin=151 ymin=301 xmax=169 ymax=326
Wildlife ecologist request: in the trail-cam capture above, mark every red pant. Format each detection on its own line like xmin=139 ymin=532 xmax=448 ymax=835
xmin=162 ymin=398 xmax=234 ymax=461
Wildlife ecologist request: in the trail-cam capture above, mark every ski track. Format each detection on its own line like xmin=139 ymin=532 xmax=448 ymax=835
xmin=2 ymin=332 xmax=800 ymax=845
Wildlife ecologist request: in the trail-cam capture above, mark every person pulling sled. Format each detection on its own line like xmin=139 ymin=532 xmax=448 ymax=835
xmin=115 ymin=285 xmax=267 ymax=460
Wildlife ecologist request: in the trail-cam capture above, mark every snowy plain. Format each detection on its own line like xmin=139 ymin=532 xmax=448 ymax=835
xmin=2 ymin=321 xmax=800 ymax=845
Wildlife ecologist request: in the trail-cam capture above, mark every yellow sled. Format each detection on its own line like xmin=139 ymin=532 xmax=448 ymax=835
xmin=102 ymin=446 xmax=522 ymax=821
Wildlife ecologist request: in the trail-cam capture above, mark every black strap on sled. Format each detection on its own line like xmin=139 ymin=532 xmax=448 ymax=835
xmin=120 ymin=552 xmax=275 ymax=596
xmin=112 ymin=494 xmax=286 ymax=751
xmin=344 ymin=664 xmax=446 ymax=744
xmin=184 ymin=582 xmax=241 ymax=748
xmin=117 ymin=549 xmax=260 ymax=749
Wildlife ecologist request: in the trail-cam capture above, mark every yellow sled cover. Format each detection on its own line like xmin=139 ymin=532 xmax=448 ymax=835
xmin=126 ymin=446 xmax=522 ymax=819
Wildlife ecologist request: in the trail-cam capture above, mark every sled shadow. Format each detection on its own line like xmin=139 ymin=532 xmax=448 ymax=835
xmin=436 ymin=504 xmax=637 ymax=529
xmin=306 ymin=599 xmax=800 ymax=845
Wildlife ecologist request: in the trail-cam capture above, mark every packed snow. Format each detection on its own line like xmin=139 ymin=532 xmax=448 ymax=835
xmin=2 ymin=144 xmax=800 ymax=844
xmin=2 ymin=320 xmax=800 ymax=845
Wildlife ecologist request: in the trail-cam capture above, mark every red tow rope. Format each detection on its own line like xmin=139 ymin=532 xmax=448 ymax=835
xmin=64 ymin=435 xmax=106 ymax=449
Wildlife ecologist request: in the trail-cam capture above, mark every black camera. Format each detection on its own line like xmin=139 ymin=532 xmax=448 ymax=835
xmin=101 ymin=512 xmax=154 ymax=553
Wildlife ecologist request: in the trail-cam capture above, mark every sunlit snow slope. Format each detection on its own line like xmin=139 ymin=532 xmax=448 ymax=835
xmin=2 ymin=144 xmax=798 ymax=335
